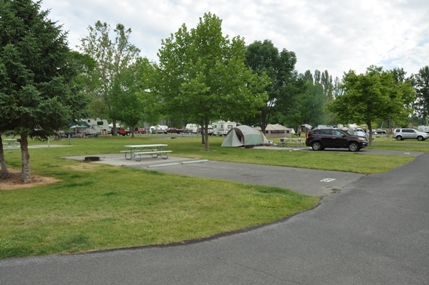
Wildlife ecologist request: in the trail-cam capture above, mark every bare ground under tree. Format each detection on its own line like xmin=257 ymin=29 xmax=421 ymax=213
xmin=0 ymin=169 xmax=59 ymax=191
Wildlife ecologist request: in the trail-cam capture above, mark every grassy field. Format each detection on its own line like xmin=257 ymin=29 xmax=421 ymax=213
xmin=0 ymin=134 xmax=426 ymax=260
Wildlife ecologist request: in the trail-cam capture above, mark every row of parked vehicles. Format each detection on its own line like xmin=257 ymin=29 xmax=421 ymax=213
xmin=305 ymin=127 xmax=429 ymax=152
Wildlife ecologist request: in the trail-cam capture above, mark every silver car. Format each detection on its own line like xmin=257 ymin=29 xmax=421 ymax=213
xmin=393 ymin=128 xmax=429 ymax=141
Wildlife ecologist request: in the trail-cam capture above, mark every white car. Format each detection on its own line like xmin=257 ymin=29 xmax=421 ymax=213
xmin=393 ymin=128 xmax=429 ymax=141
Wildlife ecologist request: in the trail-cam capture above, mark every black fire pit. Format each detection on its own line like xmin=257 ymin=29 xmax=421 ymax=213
xmin=84 ymin=156 xmax=100 ymax=162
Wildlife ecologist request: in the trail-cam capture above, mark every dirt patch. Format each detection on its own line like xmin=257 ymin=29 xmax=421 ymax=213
xmin=0 ymin=170 xmax=60 ymax=191
xmin=66 ymin=163 xmax=101 ymax=172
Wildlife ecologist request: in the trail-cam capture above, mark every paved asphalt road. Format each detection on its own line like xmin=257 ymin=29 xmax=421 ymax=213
xmin=1 ymin=150 xmax=428 ymax=284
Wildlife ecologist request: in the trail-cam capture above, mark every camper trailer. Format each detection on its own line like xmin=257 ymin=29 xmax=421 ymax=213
xmin=149 ymin=125 xmax=168 ymax=134
xmin=418 ymin=125 xmax=429 ymax=133
xmin=69 ymin=118 xmax=111 ymax=136
xmin=185 ymin=123 xmax=199 ymax=134
xmin=212 ymin=121 xmax=237 ymax=136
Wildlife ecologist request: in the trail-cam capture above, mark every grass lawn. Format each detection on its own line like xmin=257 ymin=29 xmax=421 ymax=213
xmin=0 ymin=134 xmax=425 ymax=259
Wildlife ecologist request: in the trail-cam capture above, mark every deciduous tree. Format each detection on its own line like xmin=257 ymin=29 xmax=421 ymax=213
xmin=155 ymin=12 xmax=268 ymax=151
xmin=79 ymin=21 xmax=140 ymax=135
xmin=282 ymin=71 xmax=326 ymax=129
xmin=413 ymin=66 xmax=429 ymax=121
xmin=244 ymin=40 xmax=296 ymax=132
xmin=113 ymin=57 xmax=156 ymax=137
xmin=328 ymin=66 xmax=415 ymax=144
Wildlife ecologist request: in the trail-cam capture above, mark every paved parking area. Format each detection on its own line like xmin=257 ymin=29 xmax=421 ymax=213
xmin=65 ymin=148 xmax=422 ymax=197
xmin=65 ymin=151 xmax=366 ymax=197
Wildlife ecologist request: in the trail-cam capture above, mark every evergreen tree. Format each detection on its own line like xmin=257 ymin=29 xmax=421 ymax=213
xmin=0 ymin=0 xmax=88 ymax=182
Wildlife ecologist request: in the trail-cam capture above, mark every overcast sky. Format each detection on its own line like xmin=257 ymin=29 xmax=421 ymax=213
xmin=41 ymin=0 xmax=428 ymax=80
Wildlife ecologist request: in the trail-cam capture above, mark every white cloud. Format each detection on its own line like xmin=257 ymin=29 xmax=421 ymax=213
xmin=41 ymin=0 xmax=428 ymax=79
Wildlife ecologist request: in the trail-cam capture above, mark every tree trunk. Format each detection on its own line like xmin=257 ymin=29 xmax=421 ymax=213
xmin=112 ymin=120 xmax=117 ymax=136
xmin=203 ymin=121 xmax=210 ymax=151
xmin=200 ymin=119 xmax=205 ymax=145
xmin=261 ymin=113 xmax=267 ymax=134
xmin=18 ymin=136 xmax=32 ymax=182
xmin=0 ymin=136 xmax=11 ymax=178
xmin=367 ymin=121 xmax=373 ymax=146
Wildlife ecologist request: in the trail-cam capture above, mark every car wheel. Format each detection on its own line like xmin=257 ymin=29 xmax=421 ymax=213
xmin=348 ymin=142 xmax=359 ymax=152
xmin=312 ymin=141 xmax=322 ymax=151
xmin=417 ymin=136 xmax=424 ymax=141
xmin=396 ymin=136 xmax=402 ymax=141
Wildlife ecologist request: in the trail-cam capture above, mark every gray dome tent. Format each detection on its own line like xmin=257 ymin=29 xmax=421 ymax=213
xmin=221 ymin=125 xmax=268 ymax=148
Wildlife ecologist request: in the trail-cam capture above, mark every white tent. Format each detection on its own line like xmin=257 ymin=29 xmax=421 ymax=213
xmin=264 ymin=124 xmax=292 ymax=138
xmin=221 ymin=125 xmax=268 ymax=148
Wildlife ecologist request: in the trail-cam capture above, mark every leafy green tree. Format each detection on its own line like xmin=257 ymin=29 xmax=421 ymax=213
xmin=282 ymin=71 xmax=326 ymax=129
xmin=328 ymin=66 xmax=415 ymax=144
xmin=244 ymin=40 xmax=296 ymax=132
xmin=413 ymin=66 xmax=429 ymax=121
xmin=79 ymin=21 xmax=140 ymax=135
xmin=155 ymin=12 xmax=268 ymax=151
xmin=69 ymin=51 xmax=101 ymax=116
xmin=0 ymin=0 xmax=88 ymax=182
xmin=113 ymin=57 xmax=157 ymax=137
xmin=321 ymin=70 xmax=334 ymax=102
xmin=389 ymin=67 xmax=416 ymax=129
xmin=282 ymin=74 xmax=313 ymax=130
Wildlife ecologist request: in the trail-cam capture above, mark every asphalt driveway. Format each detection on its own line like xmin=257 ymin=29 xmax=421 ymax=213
xmin=1 ymin=151 xmax=428 ymax=284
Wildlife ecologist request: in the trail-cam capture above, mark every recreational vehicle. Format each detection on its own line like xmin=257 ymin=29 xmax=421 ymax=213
xmin=185 ymin=123 xmax=199 ymax=134
xmin=212 ymin=121 xmax=237 ymax=136
xmin=69 ymin=118 xmax=111 ymax=136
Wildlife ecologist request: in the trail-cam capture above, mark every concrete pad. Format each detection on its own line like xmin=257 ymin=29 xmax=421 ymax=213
xmin=63 ymin=154 xmax=204 ymax=168
xmin=64 ymin=153 xmax=363 ymax=197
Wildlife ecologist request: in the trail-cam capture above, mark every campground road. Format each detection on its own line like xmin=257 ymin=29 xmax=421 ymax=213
xmin=1 ymin=153 xmax=429 ymax=284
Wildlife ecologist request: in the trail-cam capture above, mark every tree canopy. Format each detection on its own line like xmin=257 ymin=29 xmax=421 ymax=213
xmin=112 ymin=57 xmax=157 ymax=136
xmin=0 ymin=0 xmax=88 ymax=181
xmin=155 ymin=12 xmax=268 ymax=151
xmin=78 ymin=21 xmax=140 ymax=134
xmin=328 ymin=66 xmax=415 ymax=144
xmin=413 ymin=66 xmax=429 ymax=121
xmin=244 ymin=40 xmax=296 ymax=132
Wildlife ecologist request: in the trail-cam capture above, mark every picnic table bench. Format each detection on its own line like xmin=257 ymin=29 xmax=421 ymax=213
xmin=121 ymin=144 xmax=171 ymax=161
xmin=134 ymin=150 xmax=172 ymax=161
xmin=278 ymin=138 xmax=302 ymax=147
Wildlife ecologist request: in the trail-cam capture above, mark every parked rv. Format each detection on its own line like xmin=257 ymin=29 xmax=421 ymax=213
xmin=185 ymin=124 xmax=199 ymax=134
xmin=212 ymin=121 xmax=237 ymax=136
xmin=417 ymin=126 xmax=429 ymax=133
xmin=149 ymin=125 xmax=168 ymax=134
xmin=69 ymin=118 xmax=111 ymax=136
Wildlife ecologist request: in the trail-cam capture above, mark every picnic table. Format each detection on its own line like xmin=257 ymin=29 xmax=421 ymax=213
xmin=278 ymin=138 xmax=302 ymax=147
xmin=121 ymin=144 xmax=171 ymax=161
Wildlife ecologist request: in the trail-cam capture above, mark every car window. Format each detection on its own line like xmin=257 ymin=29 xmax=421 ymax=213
xmin=332 ymin=130 xmax=343 ymax=136
xmin=321 ymin=129 xmax=332 ymax=135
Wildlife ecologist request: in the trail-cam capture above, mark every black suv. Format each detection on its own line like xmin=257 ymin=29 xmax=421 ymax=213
xmin=305 ymin=128 xmax=368 ymax=152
